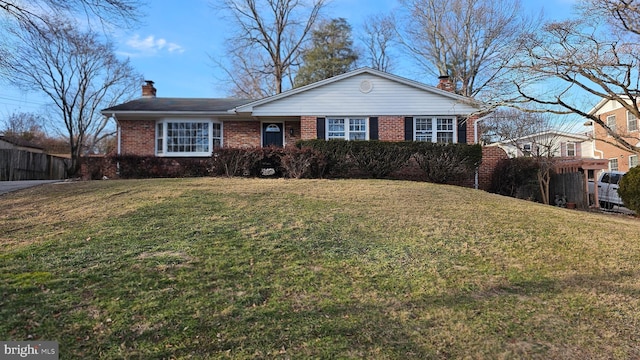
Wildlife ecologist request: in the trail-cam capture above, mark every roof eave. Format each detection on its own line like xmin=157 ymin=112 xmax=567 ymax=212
xmin=101 ymin=110 xmax=237 ymax=117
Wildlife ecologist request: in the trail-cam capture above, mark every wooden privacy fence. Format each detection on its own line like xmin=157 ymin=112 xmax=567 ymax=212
xmin=550 ymin=171 xmax=587 ymax=209
xmin=0 ymin=149 xmax=68 ymax=181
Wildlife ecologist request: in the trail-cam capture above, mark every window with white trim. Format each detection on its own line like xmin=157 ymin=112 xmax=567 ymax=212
xmin=630 ymin=155 xmax=638 ymax=168
xmin=156 ymin=119 xmax=221 ymax=156
xmin=413 ymin=117 xmax=456 ymax=143
xmin=607 ymin=115 xmax=616 ymax=134
xmin=628 ymin=111 xmax=638 ymax=132
xmin=609 ymin=158 xmax=619 ymax=171
xmin=326 ymin=117 xmax=368 ymax=140
xmin=566 ymin=142 xmax=576 ymax=157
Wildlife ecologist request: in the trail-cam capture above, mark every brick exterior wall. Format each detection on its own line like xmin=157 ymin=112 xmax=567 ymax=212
xmin=379 ymin=116 xmax=406 ymax=141
xmin=224 ymin=121 xmax=261 ymax=148
xmin=467 ymin=115 xmax=478 ymax=144
xmin=593 ymin=108 xmax=638 ymax=172
xmin=119 ymin=120 xmax=155 ymax=156
xmin=301 ymin=116 xmax=317 ymax=140
xmin=478 ymin=146 xmax=508 ymax=191
xmin=285 ymin=121 xmax=300 ymax=147
xmin=300 ymin=115 xmax=479 ymax=143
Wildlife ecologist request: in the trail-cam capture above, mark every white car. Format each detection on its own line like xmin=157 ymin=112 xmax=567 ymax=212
xmin=588 ymin=171 xmax=626 ymax=209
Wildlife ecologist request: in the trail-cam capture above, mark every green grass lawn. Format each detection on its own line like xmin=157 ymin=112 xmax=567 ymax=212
xmin=1 ymin=178 xmax=640 ymax=359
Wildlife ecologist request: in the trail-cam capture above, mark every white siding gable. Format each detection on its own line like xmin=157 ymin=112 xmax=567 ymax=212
xmin=243 ymin=73 xmax=478 ymax=117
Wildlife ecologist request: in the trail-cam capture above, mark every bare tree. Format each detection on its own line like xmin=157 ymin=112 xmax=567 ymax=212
xmin=212 ymin=0 xmax=326 ymax=96
xmin=361 ymin=13 xmax=396 ymax=72
xmin=484 ymin=109 xmax=579 ymax=205
xmin=213 ymin=48 xmax=276 ymax=99
xmin=0 ymin=0 xmax=142 ymax=30
xmin=0 ymin=16 xmax=142 ymax=175
xmin=0 ymin=112 xmax=46 ymax=141
xmin=397 ymin=0 xmax=535 ymax=98
xmin=512 ymin=1 xmax=640 ymax=155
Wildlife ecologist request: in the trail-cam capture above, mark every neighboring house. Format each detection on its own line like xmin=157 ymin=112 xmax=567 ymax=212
xmin=101 ymin=68 xmax=486 ymax=158
xmin=587 ymin=97 xmax=640 ymax=172
xmin=489 ymin=130 xmax=594 ymax=159
xmin=0 ymin=136 xmax=45 ymax=153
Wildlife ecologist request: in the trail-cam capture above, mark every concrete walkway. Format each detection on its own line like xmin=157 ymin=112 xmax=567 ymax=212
xmin=0 ymin=180 xmax=63 ymax=195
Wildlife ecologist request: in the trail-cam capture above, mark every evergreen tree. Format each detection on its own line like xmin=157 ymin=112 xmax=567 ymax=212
xmin=294 ymin=18 xmax=359 ymax=87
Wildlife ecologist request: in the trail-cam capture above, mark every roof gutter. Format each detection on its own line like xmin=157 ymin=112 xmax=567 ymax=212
xmin=99 ymin=110 xmax=236 ymax=117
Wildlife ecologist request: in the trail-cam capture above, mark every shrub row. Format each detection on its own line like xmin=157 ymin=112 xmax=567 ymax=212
xmin=93 ymin=141 xmax=483 ymax=184
xmin=298 ymin=140 xmax=482 ymax=183
xmin=489 ymin=157 xmax=541 ymax=201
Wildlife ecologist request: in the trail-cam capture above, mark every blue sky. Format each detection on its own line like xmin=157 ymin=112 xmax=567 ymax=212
xmin=0 ymin=0 xmax=577 ymax=118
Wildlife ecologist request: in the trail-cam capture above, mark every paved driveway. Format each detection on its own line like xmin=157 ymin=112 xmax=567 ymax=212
xmin=0 ymin=180 xmax=63 ymax=195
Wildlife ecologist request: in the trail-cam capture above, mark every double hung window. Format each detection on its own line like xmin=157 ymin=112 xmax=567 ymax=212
xmin=327 ymin=118 xmax=368 ymax=140
xmin=627 ymin=111 xmax=638 ymax=132
xmin=413 ymin=117 xmax=456 ymax=143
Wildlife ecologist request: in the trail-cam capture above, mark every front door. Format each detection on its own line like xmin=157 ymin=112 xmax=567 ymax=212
xmin=263 ymin=123 xmax=284 ymax=147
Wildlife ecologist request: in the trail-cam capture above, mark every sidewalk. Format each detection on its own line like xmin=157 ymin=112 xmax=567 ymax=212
xmin=0 ymin=180 xmax=62 ymax=195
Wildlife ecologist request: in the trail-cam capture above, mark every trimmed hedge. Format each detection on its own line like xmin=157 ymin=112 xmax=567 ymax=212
xmin=409 ymin=142 xmax=482 ymax=184
xmin=298 ymin=140 xmax=482 ymax=183
xmin=114 ymin=156 xmax=211 ymax=178
xmin=93 ymin=142 xmax=483 ymax=186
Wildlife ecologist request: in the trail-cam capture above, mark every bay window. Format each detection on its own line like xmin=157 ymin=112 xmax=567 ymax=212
xmin=156 ymin=119 xmax=222 ymax=156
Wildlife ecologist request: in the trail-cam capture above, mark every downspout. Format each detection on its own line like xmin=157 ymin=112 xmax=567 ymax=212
xmin=112 ymin=113 xmax=121 ymax=155
xmin=112 ymin=113 xmax=121 ymax=176
xmin=473 ymin=113 xmax=494 ymax=190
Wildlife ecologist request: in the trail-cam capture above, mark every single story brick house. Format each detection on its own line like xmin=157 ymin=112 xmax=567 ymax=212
xmin=101 ymin=68 xmax=488 ymax=158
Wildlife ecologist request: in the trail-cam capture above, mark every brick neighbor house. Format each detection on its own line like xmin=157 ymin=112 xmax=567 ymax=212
xmin=587 ymin=97 xmax=640 ymax=172
xmin=101 ymin=67 xmax=502 ymax=188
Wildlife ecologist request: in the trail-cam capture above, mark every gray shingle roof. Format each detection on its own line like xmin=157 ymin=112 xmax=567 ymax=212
xmin=102 ymin=97 xmax=252 ymax=113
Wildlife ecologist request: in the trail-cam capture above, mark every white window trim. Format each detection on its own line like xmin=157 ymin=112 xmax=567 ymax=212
xmin=566 ymin=142 xmax=576 ymax=157
xmin=609 ymin=158 xmax=619 ymax=171
xmin=606 ymin=115 xmax=616 ymax=135
xmin=325 ymin=117 xmax=369 ymax=141
xmin=630 ymin=154 xmax=638 ymax=168
xmin=627 ymin=111 xmax=638 ymax=132
xmin=413 ymin=116 xmax=457 ymax=143
xmin=156 ymin=119 xmax=222 ymax=157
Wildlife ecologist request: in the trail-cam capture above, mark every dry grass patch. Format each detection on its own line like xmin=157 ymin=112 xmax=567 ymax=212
xmin=1 ymin=178 xmax=640 ymax=359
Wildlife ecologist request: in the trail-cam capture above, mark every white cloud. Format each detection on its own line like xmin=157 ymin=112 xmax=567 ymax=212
xmin=124 ymin=35 xmax=185 ymax=56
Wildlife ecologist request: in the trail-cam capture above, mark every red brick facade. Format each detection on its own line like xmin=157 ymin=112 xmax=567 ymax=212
xmin=592 ymin=106 xmax=639 ymax=172
xmin=119 ymin=120 xmax=155 ymax=156
xmin=478 ymin=146 xmax=508 ymax=191
xmin=224 ymin=121 xmax=261 ymax=148
xmin=379 ymin=116 xmax=406 ymax=141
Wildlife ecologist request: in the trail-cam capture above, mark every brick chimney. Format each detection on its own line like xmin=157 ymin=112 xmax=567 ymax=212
xmin=142 ymin=80 xmax=156 ymax=97
xmin=437 ymin=75 xmax=455 ymax=93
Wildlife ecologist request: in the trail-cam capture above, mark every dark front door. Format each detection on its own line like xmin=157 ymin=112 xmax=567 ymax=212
xmin=263 ymin=123 xmax=283 ymax=147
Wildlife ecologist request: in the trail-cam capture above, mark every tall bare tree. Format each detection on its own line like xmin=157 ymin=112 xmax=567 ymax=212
xmin=0 ymin=0 xmax=141 ymax=29
xmin=512 ymin=0 xmax=640 ymax=155
xmin=0 ymin=16 xmax=142 ymax=175
xmin=213 ymin=0 xmax=326 ymax=96
xmin=361 ymin=13 xmax=396 ymax=72
xmin=397 ymin=0 xmax=535 ymax=98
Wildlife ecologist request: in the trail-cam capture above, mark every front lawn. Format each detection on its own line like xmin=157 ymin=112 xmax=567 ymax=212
xmin=1 ymin=178 xmax=639 ymax=359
